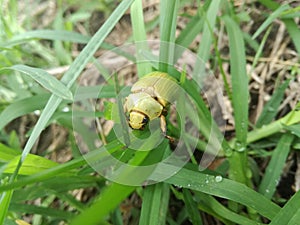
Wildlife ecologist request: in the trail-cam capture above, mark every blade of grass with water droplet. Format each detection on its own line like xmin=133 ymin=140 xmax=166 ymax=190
xmin=258 ymin=133 xmax=294 ymax=199
xmin=161 ymin=166 xmax=280 ymax=220
xmin=223 ymin=15 xmax=249 ymax=146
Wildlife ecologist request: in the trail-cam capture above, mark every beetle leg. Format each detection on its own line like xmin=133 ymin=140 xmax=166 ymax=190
xmin=160 ymin=115 xmax=167 ymax=135
xmin=159 ymin=115 xmax=177 ymax=144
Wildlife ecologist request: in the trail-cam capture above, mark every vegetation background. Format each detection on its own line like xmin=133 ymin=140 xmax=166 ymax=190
xmin=0 ymin=0 xmax=300 ymax=225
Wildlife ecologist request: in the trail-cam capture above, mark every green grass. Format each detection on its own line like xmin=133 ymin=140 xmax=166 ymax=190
xmin=1 ymin=0 xmax=300 ymax=225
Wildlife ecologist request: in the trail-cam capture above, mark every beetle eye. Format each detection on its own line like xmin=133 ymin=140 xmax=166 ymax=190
xmin=142 ymin=116 xmax=149 ymax=124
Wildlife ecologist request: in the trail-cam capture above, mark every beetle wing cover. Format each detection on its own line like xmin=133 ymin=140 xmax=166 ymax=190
xmin=125 ymin=92 xmax=163 ymax=120
xmin=131 ymin=72 xmax=180 ymax=104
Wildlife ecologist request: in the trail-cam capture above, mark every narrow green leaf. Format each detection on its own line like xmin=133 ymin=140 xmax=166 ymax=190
xmin=53 ymin=11 xmax=73 ymax=64
xmin=195 ymin=192 xmax=263 ymax=225
xmin=256 ymin=79 xmax=291 ymax=127
xmin=0 ymin=183 xmax=13 ymax=225
xmin=0 ymin=94 xmax=50 ymax=130
xmin=130 ymin=0 xmax=152 ymax=76
xmin=193 ymin=0 xmax=221 ymax=98
xmin=1 ymin=65 xmax=73 ymax=100
xmin=1 ymin=30 xmax=90 ymax=47
xmin=269 ymin=190 xmax=300 ymax=225
xmin=12 ymin=0 xmax=134 ymax=185
xmin=175 ymin=12 xmax=203 ymax=49
xmin=0 ymin=143 xmax=20 ymax=162
xmin=0 ymin=158 xmax=86 ymax=194
xmin=280 ymin=6 xmax=300 ymax=18
xmin=284 ymin=124 xmax=300 ymax=138
xmin=250 ymin=25 xmax=272 ymax=75
xmin=140 ymin=183 xmax=170 ymax=225
xmin=157 ymin=167 xmax=280 ymax=220
xmin=9 ymin=203 xmax=74 ymax=220
xmin=183 ymin=189 xmax=203 ymax=225
xmin=4 ymin=154 xmax=58 ymax=175
xmin=196 ymin=0 xmax=220 ymax=63
xmin=283 ymin=18 xmax=300 ymax=54
xmin=258 ymin=133 xmax=294 ymax=198
xmin=258 ymin=0 xmax=300 ymax=53
xmin=70 ymin=183 xmax=135 ymax=225
xmin=252 ymin=4 xmax=290 ymax=39
xmin=12 ymin=176 xmax=99 ymax=202
xmin=247 ymin=110 xmax=300 ymax=143
xmin=223 ymin=15 xmax=249 ymax=146
xmin=159 ymin=0 xmax=179 ymax=72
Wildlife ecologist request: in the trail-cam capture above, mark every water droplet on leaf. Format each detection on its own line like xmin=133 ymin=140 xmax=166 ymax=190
xmin=215 ymin=175 xmax=223 ymax=183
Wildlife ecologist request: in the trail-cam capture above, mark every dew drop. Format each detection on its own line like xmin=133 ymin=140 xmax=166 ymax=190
xmin=235 ymin=142 xmax=246 ymax=152
xmin=215 ymin=175 xmax=223 ymax=183
xmin=34 ymin=110 xmax=41 ymax=116
xmin=174 ymin=184 xmax=182 ymax=189
xmin=62 ymin=106 xmax=70 ymax=112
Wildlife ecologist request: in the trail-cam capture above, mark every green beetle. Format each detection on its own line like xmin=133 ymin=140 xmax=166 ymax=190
xmin=124 ymin=71 xmax=179 ymax=134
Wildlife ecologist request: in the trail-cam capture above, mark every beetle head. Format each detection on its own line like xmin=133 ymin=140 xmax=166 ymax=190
xmin=128 ymin=111 xmax=149 ymax=129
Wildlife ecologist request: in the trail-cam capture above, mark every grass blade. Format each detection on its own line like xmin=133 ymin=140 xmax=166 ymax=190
xmin=18 ymin=0 xmax=135 ymax=168
xmin=1 ymin=65 xmax=73 ymax=100
xmin=2 ymin=2 xmax=135 ymax=223
xmin=0 ymin=156 xmax=86 ymax=193
xmin=247 ymin=110 xmax=300 ymax=143
xmin=159 ymin=0 xmax=179 ymax=72
xmin=1 ymin=30 xmax=90 ymax=47
xmin=258 ymin=0 xmax=300 ymax=53
xmin=0 ymin=94 xmax=50 ymax=130
xmin=252 ymin=4 xmax=290 ymax=39
xmin=159 ymin=167 xmax=280 ymax=219
xmin=223 ymin=15 xmax=249 ymax=146
xmin=130 ymin=0 xmax=152 ymax=76
xmin=223 ymin=15 xmax=249 ymax=186
xmin=195 ymin=192 xmax=263 ymax=225
xmin=70 ymin=183 xmax=135 ymax=225
xmin=196 ymin=0 xmax=221 ymax=63
xmin=258 ymin=133 xmax=294 ymax=199
xmin=175 ymin=11 xmax=203 ymax=49
xmin=284 ymin=124 xmax=300 ymax=138
xmin=4 ymin=154 xmax=58 ymax=175
xmin=0 ymin=187 xmax=13 ymax=225
xmin=256 ymin=79 xmax=291 ymax=127
xmin=183 ymin=189 xmax=203 ymax=225
xmin=269 ymin=190 xmax=300 ymax=225
xmin=9 ymin=203 xmax=75 ymax=220
xmin=140 ymin=183 xmax=170 ymax=225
